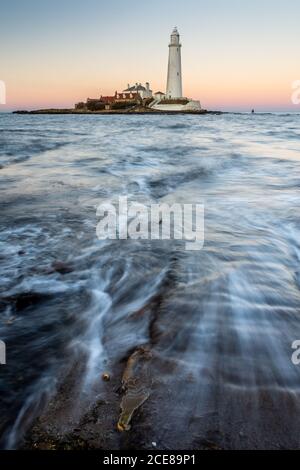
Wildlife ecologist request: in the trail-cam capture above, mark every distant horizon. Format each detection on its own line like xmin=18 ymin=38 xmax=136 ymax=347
xmin=1 ymin=0 xmax=300 ymax=113
xmin=2 ymin=109 xmax=300 ymax=114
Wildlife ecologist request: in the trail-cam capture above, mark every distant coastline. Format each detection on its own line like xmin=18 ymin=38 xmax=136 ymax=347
xmin=12 ymin=108 xmax=221 ymax=115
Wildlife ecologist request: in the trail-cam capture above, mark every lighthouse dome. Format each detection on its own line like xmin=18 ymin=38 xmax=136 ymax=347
xmin=170 ymin=27 xmax=180 ymax=45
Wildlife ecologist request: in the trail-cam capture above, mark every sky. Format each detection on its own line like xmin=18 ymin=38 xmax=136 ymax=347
xmin=0 ymin=0 xmax=299 ymax=112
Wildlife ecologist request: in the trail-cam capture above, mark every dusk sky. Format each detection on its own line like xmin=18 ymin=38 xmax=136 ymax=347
xmin=1 ymin=0 xmax=299 ymax=112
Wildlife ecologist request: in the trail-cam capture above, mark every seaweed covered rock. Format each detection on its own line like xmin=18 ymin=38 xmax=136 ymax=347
xmin=118 ymin=346 xmax=152 ymax=431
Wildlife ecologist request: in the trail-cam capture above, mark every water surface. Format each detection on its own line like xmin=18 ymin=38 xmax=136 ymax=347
xmin=1 ymin=113 xmax=300 ymax=449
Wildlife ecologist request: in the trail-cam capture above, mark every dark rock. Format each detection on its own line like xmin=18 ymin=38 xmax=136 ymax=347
xmin=3 ymin=292 xmax=51 ymax=312
xmin=51 ymin=261 xmax=73 ymax=275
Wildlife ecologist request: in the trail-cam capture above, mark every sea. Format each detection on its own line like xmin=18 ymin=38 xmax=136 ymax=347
xmin=1 ymin=112 xmax=300 ymax=449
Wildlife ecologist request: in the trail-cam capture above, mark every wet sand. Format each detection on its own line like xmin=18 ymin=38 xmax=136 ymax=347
xmin=23 ymin=348 xmax=300 ymax=450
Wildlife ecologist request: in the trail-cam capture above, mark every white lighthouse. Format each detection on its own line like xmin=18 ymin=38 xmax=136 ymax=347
xmin=151 ymin=28 xmax=201 ymax=111
xmin=166 ymin=27 xmax=182 ymax=99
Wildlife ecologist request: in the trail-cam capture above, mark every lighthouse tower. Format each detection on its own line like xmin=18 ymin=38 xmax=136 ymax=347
xmin=166 ymin=27 xmax=183 ymax=99
xmin=151 ymin=27 xmax=201 ymax=111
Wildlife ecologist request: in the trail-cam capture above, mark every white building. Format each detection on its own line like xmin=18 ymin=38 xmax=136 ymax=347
xmin=166 ymin=27 xmax=182 ymax=99
xmin=123 ymin=82 xmax=152 ymax=99
xmin=154 ymin=91 xmax=166 ymax=101
xmin=151 ymin=28 xmax=201 ymax=112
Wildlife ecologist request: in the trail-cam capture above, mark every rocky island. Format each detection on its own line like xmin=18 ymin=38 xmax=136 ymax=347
xmin=14 ymin=28 xmax=221 ymax=116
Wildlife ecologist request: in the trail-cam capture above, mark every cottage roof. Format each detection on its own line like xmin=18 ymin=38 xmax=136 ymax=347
xmin=100 ymin=95 xmax=115 ymax=103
